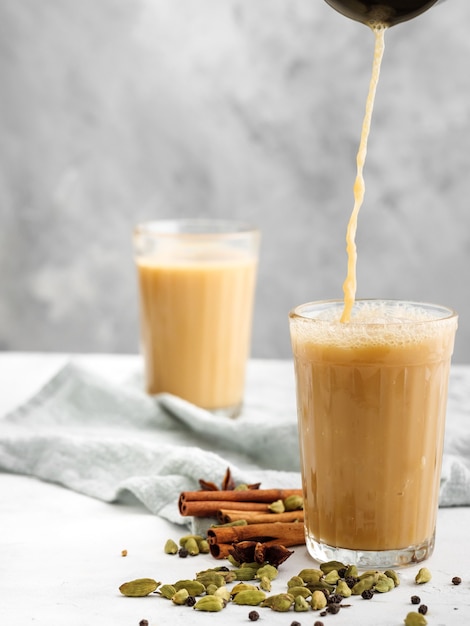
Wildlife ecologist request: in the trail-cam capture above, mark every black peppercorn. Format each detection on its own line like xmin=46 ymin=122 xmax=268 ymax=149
xmin=290 ymin=622 xmax=301 ymax=626
xmin=418 ymin=604 xmax=428 ymax=615
xmin=178 ymin=547 xmax=189 ymax=558
xmin=248 ymin=610 xmax=260 ymax=621
xmin=327 ymin=603 xmax=341 ymax=614
xmin=411 ymin=595 xmax=421 ymax=604
xmin=345 ymin=576 xmax=358 ymax=588
xmin=327 ymin=593 xmax=343 ymax=604
xmin=361 ymin=589 xmax=374 ymax=600
xmin=314 ymin=622 xmax=325 ymax=626
xmin=452 ymin=576 xmax=462 ymax=585
xmin=185 ymin=595 xmax=196 ymax=607
xmin=139 ymin=621 xmax=148 ymax=626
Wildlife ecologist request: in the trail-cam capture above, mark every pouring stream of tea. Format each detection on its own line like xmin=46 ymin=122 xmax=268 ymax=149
xmin=341 ymin=26 xmax=386 ymax=323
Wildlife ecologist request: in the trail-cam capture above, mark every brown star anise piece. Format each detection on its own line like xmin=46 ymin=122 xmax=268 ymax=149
xmin=198 ymin=467 xmax=261 ymax=492
xmin=229 ymin=540 xmax=293 ymax=567
xmin=221 ymin=466 xmax=236 ymax=490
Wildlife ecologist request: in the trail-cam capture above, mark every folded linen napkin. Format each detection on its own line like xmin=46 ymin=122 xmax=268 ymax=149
xmin=439 ymin=366 xmax=470 ymax=506
xmin=0 ymin=362 xmax=300 ymax=524
xmin=1 ymin=361 xmax=470 ymax=526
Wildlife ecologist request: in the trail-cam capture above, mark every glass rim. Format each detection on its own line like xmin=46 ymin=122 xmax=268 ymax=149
xmin=289 ymin=299 xmax=458 ymax=326
xmin=134 ymin=219 xmax=258 ymax=239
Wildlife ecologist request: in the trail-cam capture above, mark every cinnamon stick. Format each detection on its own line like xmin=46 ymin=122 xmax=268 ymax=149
xmin=217 ymin=509 xmax=304 ymax=525
xmin=207 ymin=522 xmax=305 ymax=547
xmin=209 ymin=542 xmax=235 ymax=559
xmin=180 ymin=500 xmax=271 ymax=518
xmin=178 ymin=488 xmax=302 ymax=517
xmin=180 ymin=488 xmax=302 ymax=505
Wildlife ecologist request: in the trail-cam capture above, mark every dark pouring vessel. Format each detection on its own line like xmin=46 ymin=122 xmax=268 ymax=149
xmin=324 ymin=1 xmax=441 ymax=27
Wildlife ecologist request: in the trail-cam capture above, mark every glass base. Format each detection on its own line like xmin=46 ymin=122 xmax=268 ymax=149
xmin=207 ymin=402 xmax=242 ymax=419
xmin=306 ymin=532 xmax=435 ymax=569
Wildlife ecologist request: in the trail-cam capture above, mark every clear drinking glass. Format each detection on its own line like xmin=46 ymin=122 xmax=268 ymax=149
xmin=134 ymin=219 xmax=260 ymax=418
xmin=289 ymin=299 xmax=458 ymax=567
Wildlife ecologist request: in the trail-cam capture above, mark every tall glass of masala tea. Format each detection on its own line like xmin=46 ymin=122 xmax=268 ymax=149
xmin=290 ymin=299 xmax=457 ymax=567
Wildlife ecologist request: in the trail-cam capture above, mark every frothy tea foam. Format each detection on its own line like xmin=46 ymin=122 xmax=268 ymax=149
xmin=292 ymin=301 xmax=456 ymax=352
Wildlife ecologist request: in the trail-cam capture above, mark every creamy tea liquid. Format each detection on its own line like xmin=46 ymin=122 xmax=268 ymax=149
xmin=137 ymin=250 xmax=257 ymax=412
xmin=290 ymin=301 xmax=457 ymax=564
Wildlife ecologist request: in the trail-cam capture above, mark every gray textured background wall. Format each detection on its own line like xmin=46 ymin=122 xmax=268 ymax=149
xmin=1 ymin=0 xmax=469 ymax=362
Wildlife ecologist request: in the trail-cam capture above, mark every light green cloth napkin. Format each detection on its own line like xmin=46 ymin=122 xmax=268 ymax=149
xmin=1 ymin=362 xmax=469 ymax=526
xmin=440 ymin=367 xmax=470 ymax=506
xmin=0 ymin=362 xmax=300 ymax=524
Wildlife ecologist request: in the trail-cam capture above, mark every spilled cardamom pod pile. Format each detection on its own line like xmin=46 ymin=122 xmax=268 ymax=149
xmin=119 ymin=555 xmax=409 ymax=617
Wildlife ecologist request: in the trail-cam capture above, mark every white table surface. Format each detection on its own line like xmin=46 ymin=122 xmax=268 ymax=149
xmin=1 ymin=353 xmax=470 ymax=626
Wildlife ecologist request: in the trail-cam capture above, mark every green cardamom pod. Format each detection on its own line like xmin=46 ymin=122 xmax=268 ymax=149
xmin=268 ymin=499 xmax=285 ymax=514
xmin=211 ymin=520 xmax=248 ymax=528
xmin=184 ymin=537 xmax=199 ymax=556
xmin=157 ymin=584 xmax=176 ymax=599
xmin=164 ymin=539 xmax=178 ymax=554
xmin=179 ymin=534 xmax=204 ymax=547
xmin=222 ymin=570 xmax=237 ymax=584
xmin=256 ymin=564 xmax=278 ymax=581
xmin=266 ymin=593 xmax=294 ymax=612
xmin=233 ymin=568 xmax=258 ymax=581
xmin=344 ymin=564 xmax=359 ymax=578
xmin=171 ymin=589 xmax=189 ymax=605
xmin=306 ymin=580 xmax=336 ymax=593
xmin=193 ymin=595 xmax=225 ymax=612
xmin=294 ymin=594 xmax=310 ymax=612
xmin=320 ymin=560 xmax=346 ymax=574
xmin=287 ymin=575 xmax=306 ymax=588
xmin=214 ymin=586 xmax=231 ymax=602
xmin=283 ymin=494 xmax=304 ymax=511
xmin=231 ymin=583 xmax=259 ymax=596
xmin=335 ymin=579 xmax=352 ymax=598
xmin=384 ymin=569 xmax=400 ymax=587
xmin=197 ymin=538 xmax=210 ymax=554
xmin=415 ymin=568 xmax=432 ymax=584
xmin=196 ymin=572 xmax=225 ymax=588
xmin=310 ymin=589 xmax=328 ymax=610
xmin=119 ymin=578 xmax=159 ymax=597
xmin=259 ymin=576 xmax=271 ymax=592
xmin=288 ymin=586 xmax=311 ymax=599
xmin=344 ymin=565 xmax=359 ymax=578
xmin=380 ymin=573 xmax=395 ymax=589
xmin=352 ymin=575 xmax=377 ymax=595
xmin=232 ymin=589 xmax=267 ymax=606
xmin=173 ymin=579 xmax=206 ymax=596
xmin=374 ymin=576 xmax=395 ymax=593
xmin=297 ymin=568 xmax=323 ymax=584
xmin=324 ymin=569 xmax=340 ymax=584
xmin=404 ymin=611 xmax=428 ymax=626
